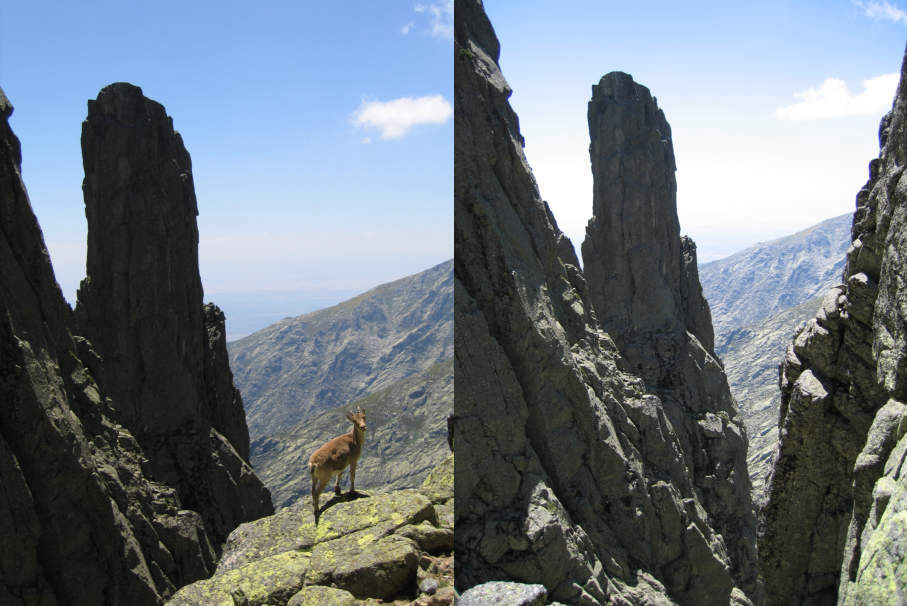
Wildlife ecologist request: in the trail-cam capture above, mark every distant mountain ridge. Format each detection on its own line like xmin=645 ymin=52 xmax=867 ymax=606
xmin=229 ymin=259 xmax=453 ymax=441
xmin=700 ymin=212 xmax=851 ymax=341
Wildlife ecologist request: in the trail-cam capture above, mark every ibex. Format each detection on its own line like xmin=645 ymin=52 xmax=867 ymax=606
xmin=308 ymin=407 xmax=367 ymax=521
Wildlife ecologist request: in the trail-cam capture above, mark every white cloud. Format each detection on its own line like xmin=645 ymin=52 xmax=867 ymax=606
xmin=412 ymin=1 xmax=453 ymax=40
xmin=351 ymin=95 xmax=452 ymax=139
xmin=775 ymin=73 xmax=898 ymax=120
xmin=401 ymin=21 xmax=414 ymax=35
xmin=855 ymin=0 xmax=907 ymax=23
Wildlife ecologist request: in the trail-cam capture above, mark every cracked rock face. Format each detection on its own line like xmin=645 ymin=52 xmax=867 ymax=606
xmin=74 ymin=83 xmax=272 ymax=548
xmin=454 ymin=2 xmax=757 ymax=604
xmin=760 ymin=46 xmax=907 ymax=605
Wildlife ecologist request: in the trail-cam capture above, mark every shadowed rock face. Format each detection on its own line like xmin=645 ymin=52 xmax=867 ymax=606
xmin=582 ymin=72 xmax=759 ymax=599
xmin=454 ymin=2 xmax=757 ymax=604
xmin=0 ymin=83 xmax=273 ymax=604
xmin=760 ymin=46 xmax=907 ymax=605
xmin=74 ymin=83 xmax=272 ymax=547
xmin=0 ymin=86 xmax=220 ymax=605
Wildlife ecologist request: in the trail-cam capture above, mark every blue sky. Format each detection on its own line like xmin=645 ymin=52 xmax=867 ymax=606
xmin=483 ymin=1 xmax=907 ymax=262
xmin=1 ymin=1 xmax=453 ymax=336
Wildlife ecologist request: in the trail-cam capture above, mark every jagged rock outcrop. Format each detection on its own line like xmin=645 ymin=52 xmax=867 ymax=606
xmin=454 ymin=2 xmax=757 ymax=603
xmin=167 ymin=456 xmax=454 ymax=605
xmin=74 ymin=83 xmax=272 ymax=548
xmin=760 ymin=47 xmax=907 ymax=604
xmin=719 ymin=295 xmax=823 ymax=499
xmin=0 ymin=86 xmax=241 ymax=604
xmin=581 ymin=72 xmax=759 ymax=598
xmin=696 ymin=213 xmax=851 ymax=501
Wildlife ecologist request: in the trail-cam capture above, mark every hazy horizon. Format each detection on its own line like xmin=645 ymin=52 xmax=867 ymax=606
xmin=483 ymin=1 xmax=905 ymax=264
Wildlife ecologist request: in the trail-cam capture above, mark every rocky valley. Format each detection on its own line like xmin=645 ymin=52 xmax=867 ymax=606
xmin=455 ymin=0 xmax=907 ymax=604
xmin=699 ymin=213 xmax=852 ymax=498
xmin=229 ymin=259 xmax=453 ymax=441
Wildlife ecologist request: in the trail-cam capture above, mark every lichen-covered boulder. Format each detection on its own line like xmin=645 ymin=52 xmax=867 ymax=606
xmin=166 ymin=551 xmax=309 ymax=606
xmin=172 ymin=485 xmax=450 ymax=603
xmin=397 ymin=521 xmax=454 ymax=554
xmin=840 ymin=400 xmax=907 ymax=605
xmin=306 ymin=530 xmax=420 ymax=599
xmin=217 ymin=489 xmax=434 ymax=573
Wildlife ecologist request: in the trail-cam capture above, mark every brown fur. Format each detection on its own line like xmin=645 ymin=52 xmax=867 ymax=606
xmin=308 ymin=407 xmax=367 ymax=521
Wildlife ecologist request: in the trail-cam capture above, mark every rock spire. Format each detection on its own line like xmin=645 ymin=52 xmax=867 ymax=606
xmin=75 ymin=83 xmax=272 ymax=546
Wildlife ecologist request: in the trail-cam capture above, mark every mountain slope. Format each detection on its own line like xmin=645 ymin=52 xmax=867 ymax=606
xmin=700 ymin=213 xmax=851 ymax=340
xmin=251 ymin=359 xmax=453 ymax=509
xmin=229 ymin=259 xmax=453 ymax=441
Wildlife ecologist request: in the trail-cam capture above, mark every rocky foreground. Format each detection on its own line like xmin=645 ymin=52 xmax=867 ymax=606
xmin=168 ymin=455 xmax=453 ymax=605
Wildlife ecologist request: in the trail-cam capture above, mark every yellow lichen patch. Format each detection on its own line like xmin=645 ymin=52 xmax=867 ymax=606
xmin=167 ymin=551 xmax=310 ymax=606
xmin=286 ymin=585 xmax=356 ymax=606
xmin=306 ymin=532 xmax=420 ymax=600
xmin=313 ymin=490 xmax=435 ymax=543
xmin=216 ymin=504 xmax=317 ymax=573
xmin=419 ymin=453 xmax=453 ymax=503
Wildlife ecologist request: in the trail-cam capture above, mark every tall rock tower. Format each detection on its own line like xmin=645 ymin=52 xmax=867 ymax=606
xmin=581 ymin=72 xmax=759 ymax=599
xmin=75 ymin=83 xmax=272 ymax=546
